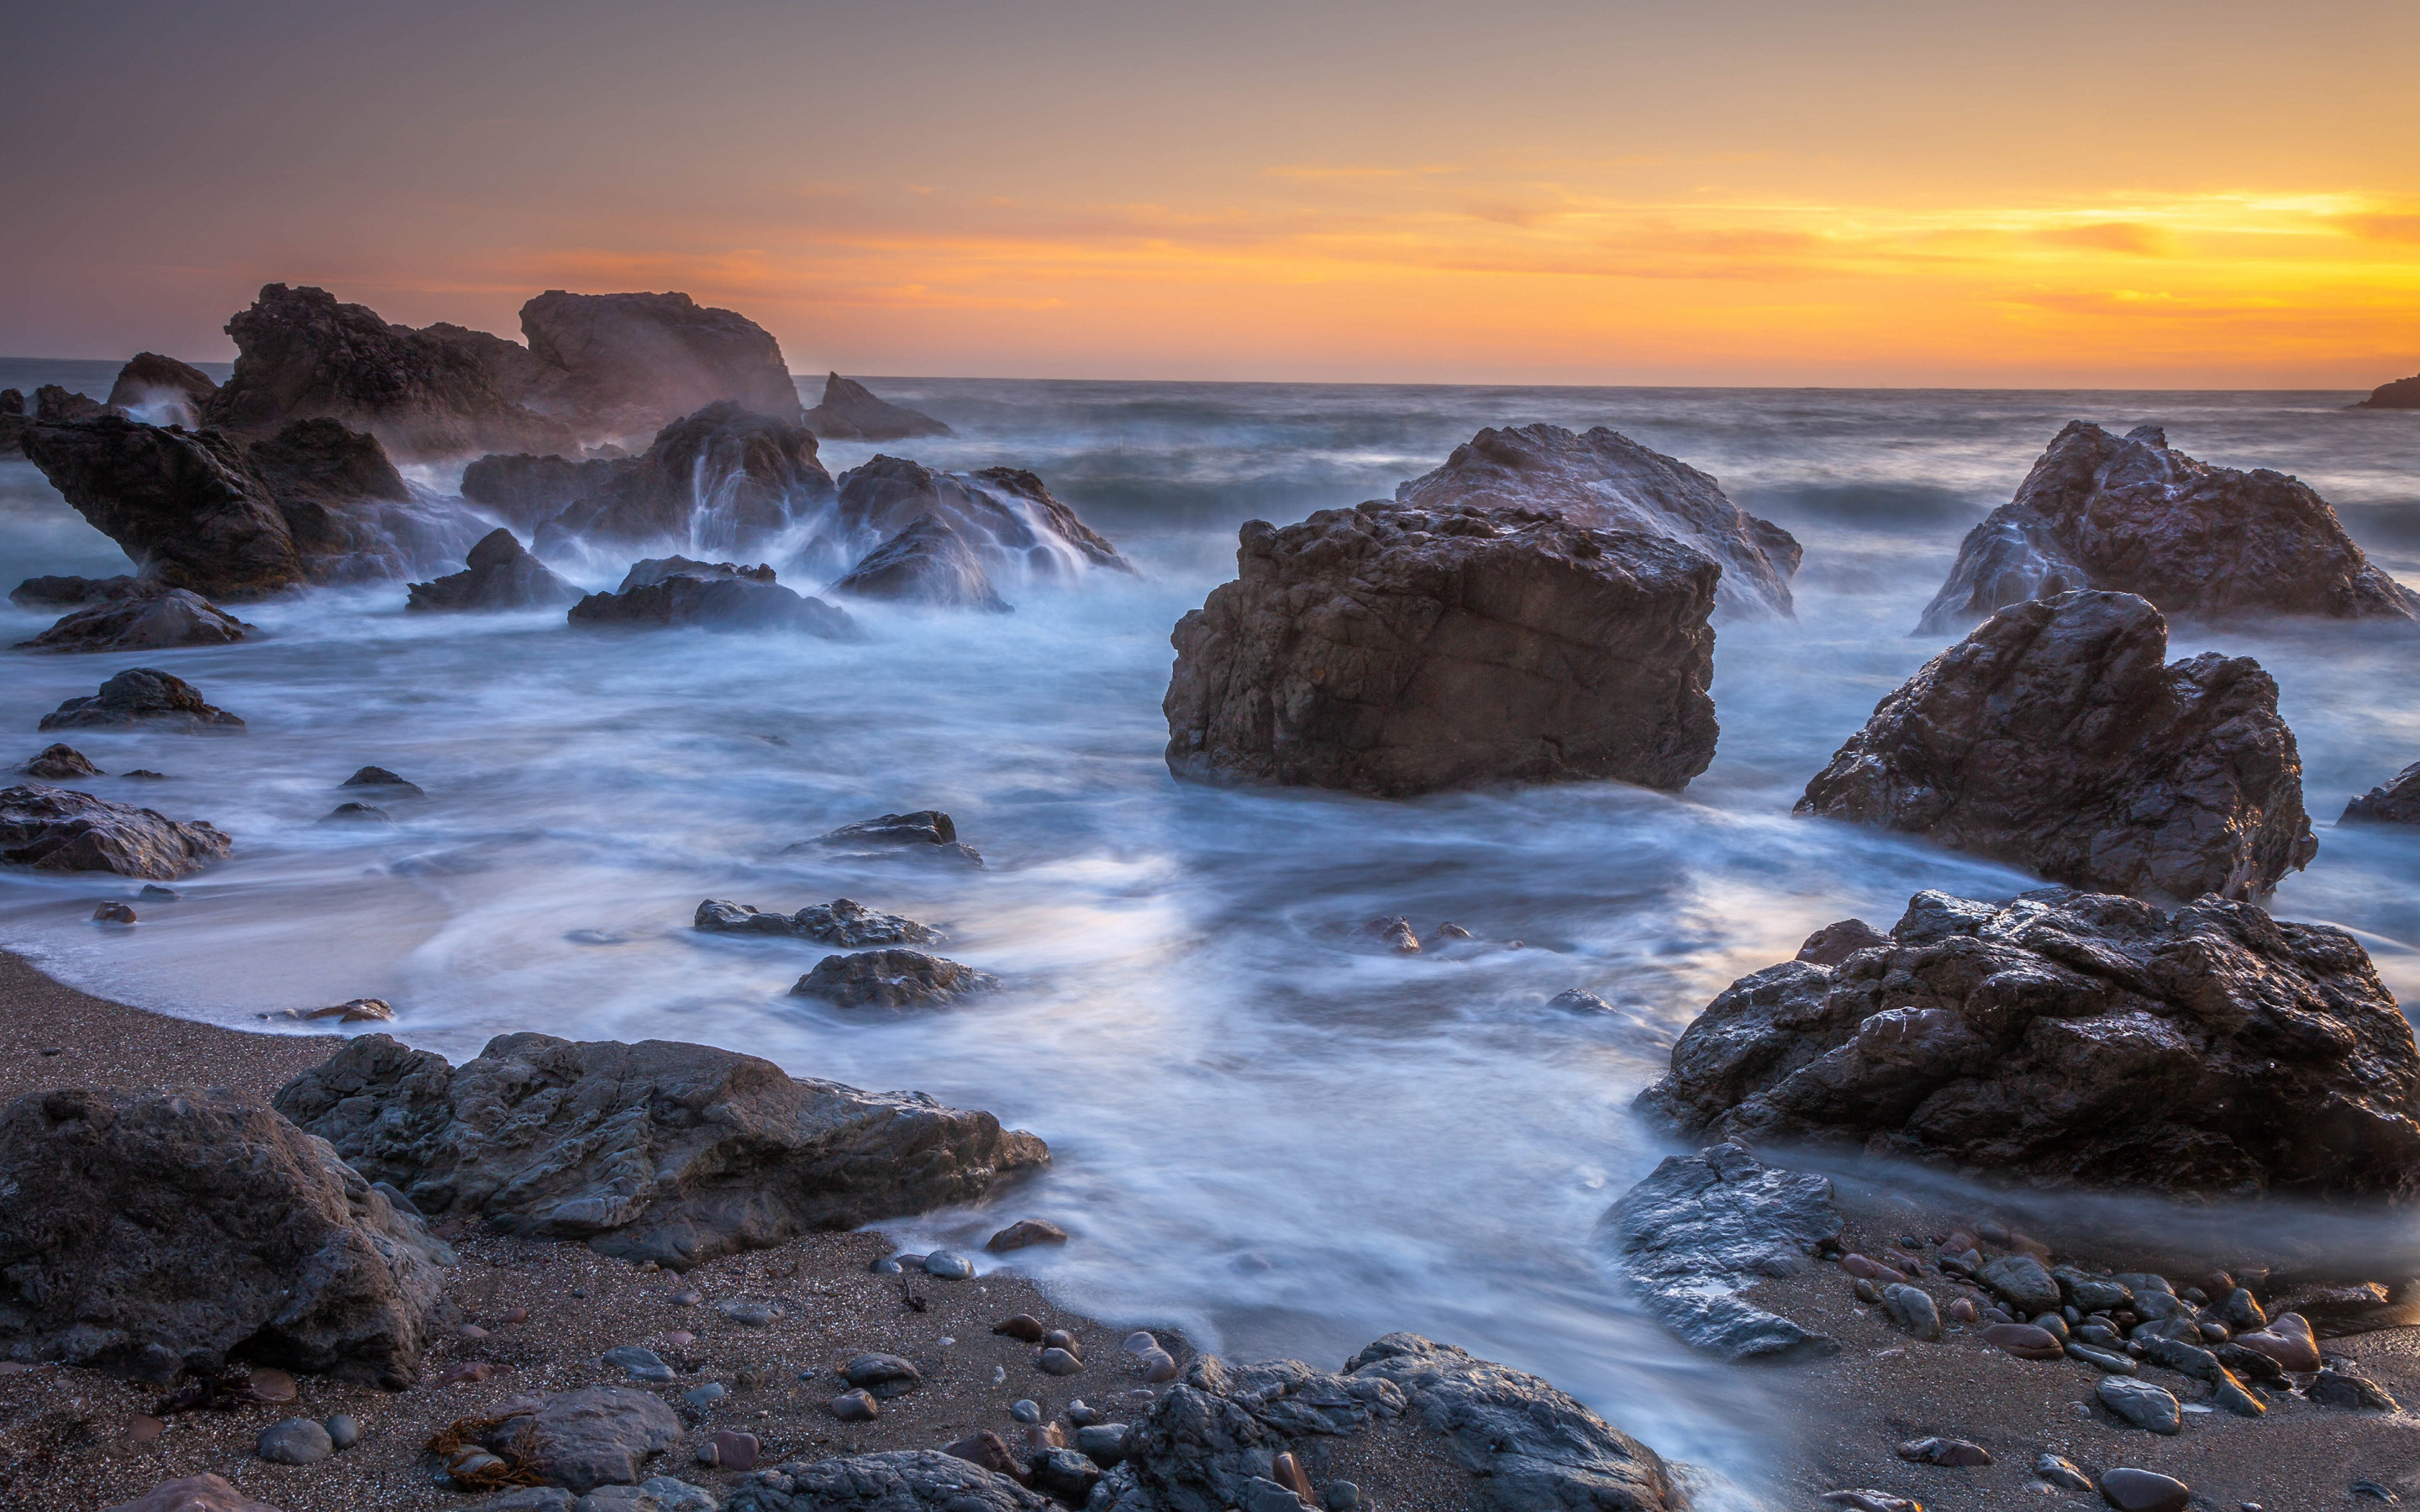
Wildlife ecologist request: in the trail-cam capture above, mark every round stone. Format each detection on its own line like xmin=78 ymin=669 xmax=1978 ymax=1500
xmin=1011 ymin=1399 xmax=1042 ymax=1424
xmin=828 ymin=1389 xmax=879 ymax=1422
xmin=1038 ymin=1347 xmax=1084 ymax=1376
xmin=2099 ymin=1467 xmax=2191 ymax=1512
xmin=257 ymin=1417 xmax=334 ymax=1465
xmin=324 ymin=1414 xmax=361 ymax=1450
xmin=923 ymin=1250 xmax=976 ymax=1280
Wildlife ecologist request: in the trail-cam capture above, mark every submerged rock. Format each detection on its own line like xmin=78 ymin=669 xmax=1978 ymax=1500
xmin=1799 ymin=591 xmax=2314 ymax=900
xmin=2353 ymin=371 xmax=2420 ymax=411
xmin=0 ymin=783 xmax=232 ymax=878
xmin=1395 ymin=423 xmax=1800 ymax=617
xmin=1599 ymin=1141 xmax=1841 ymax=1360
xmin=0 ymin=1085 xmax=450 ymax=1383
xmin=106 ymin=353 xmax=219 ymax=425
xmin=1165 ymin=501 xmax=1718 ymax=796
xmin=791 ymin=948 xmax=1001 ymax=1009
xmin=40 ymin=668 xmax=245 ymax=735
xmin=695 ymin=897 xmax=941 ymax=947
xmin=568 ymin=555 xmax=855 ymax=638
xmin=19 ymin=743 xmax=102 ymax=779
xmin=272 ymin=1032 xmax=1049 ymax=1269
xmin=1918 ymin=422 xmax=2418 ymax=633
xmin=2343 ymin=763 xmax=2420 ymax=826
xmin=798 ymin=810 xmax=984 ymax=865
xmin=533 ymin=402 xmax=834 ymax=554
xmin=14 ymin=584 xmax=251 ymax=652
xmin=829 ymin=515 xmax=1011 ymax=612
xmin=407 ymin=528 xmax=580 ymax=611
xmin=802 ymin=373 xmax=952 ymax=441
xmin=1636 ymin=886 xmax=2420 ymax=1199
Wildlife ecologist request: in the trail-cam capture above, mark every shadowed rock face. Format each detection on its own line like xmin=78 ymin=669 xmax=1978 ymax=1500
xmin=0 ymin=783 xmax=231 ymax=878
xmin=1075 ymin=1334 xmax=1679 ymax=1512
xmin=1395 ymin=423 xmax=1801 ymax=617
xmin=1918 ymin=422 xmax=2419 ymax=633
xmin=568 ymin=556 xmax=856 ymax=638
xmin=14 ymin=585 xmax=250 ymax=653
xmin=829 ymin=515 xmax=1010 ymax=611
xmin=208 ymin=284 xmax=576 ymax=459
xmin=2344 ymin=762 xmax=2420 ymax=825
xmin=406 ymin=528 xmax=579 ymax=612
xmin=1800 ymin=591 xmax=2314 ymax=901
xmin=802 ymin=374 xmax=951 ymax=441
xmin=271 ymin=1032 xmax=1050 ymax=1269
xmin=0 ymin=1085 xmax=451 ymax=1384
xmin=519 ymin=289 xmax=802 ymax=435
xmin=2354 ymin=372 xmax=2420 ymax=410
xmin=827 ymin=455 xmax=1128 ymax=590
xmin=106 ymin=354 xmax=219 ymax=425
xmin=1600 ymin=1141 xmax=1842 ymax=1360
xmin=531 ymin=402 xmax=836 ymax=554
xmin=460 ymin=452 xmax=622 ymax=531
xmin=1165 ymin=501 xmax=1719 ymax=797
xmin=1637 ymin=886 xmax=2420 ymax=1200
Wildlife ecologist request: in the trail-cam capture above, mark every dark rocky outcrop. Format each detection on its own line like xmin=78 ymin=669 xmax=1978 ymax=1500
xmin=801 ymin=374 xmax=951 ymax=442
xmin=790 ymin=949 xmax=1001 ymax=1009
xmin=1086 ymin=1334 xmax=1678 ymax=1512
xmin=34 ymin=385 xmax=107 ymax=422
xmin=518 ymin=289 xmax=803 ymax=436
xmin=1599 ymin=1141 xmax=1841 ymax=1360
xmin=10 ymin=574 xmax=145 ymax=607
xmin=529 ymin=402 xmax=835 ymax=555
xmin=272 ymin=1032 xmax=1050 ymax=1269
xmin=824 ymin=455 xmax=1128 ymax=589
xmin=0 ymin=783 xmax=231 ymax=877
xmin=460 ymin=452 xmax=621 ymax=532
xmin=41 ymin=668 xmax=245 ymax=735
xmin=406 ymin=528 xmax=580 ymax=612
xmin=0 ymin=390 xmax=20 ymax=456
xmin=0 ymin=1085 xmax=450 ymax=1383
xmin=695 ymin=897 xmax=941 ymax=947
xmin=206 ymin=284 xmax=576 ymax=459
xmin=14 ymin=583 xmax=251 ymax=652
xmin=795 ymin=811 xmax=983 ymax=865
xmin=1798 ymin=591 xmax=2314 ymax=900
xmin=1165 ymin=501 xmax=1719 ymax=797
xmin=2342 ymin=763 xmax=2420 ymax=826
xmin=1396 ymin=423 xmax=1800 ymax=617
xmin=20 ymin=743 xmax=102 ymax=779
xmin=1636 ymin=886 xmax=2420 ymax=1199
xmin=729 ymin=1451 xmax=1053 ymax=1512
xmin=828 ymin=514 xmax=1010 ymax=611
xmin=2353 ymin=372 xmax=2420 ymax=411
xmin=567 ymin=555 xmax=855 ymax=638
xmin=1918 ymin=423 xmax=2419 ymax=633
xmin=107 ymin=354 xmax=219 ymax=424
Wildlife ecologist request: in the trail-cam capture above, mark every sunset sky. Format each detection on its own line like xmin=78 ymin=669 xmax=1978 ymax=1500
xmin=4 ymin=0 xmax=2416 ymax=386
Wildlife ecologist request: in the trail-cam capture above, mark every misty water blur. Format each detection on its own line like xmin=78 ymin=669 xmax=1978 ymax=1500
xmin=3 ymin=366 xmax=2418 ymax=1493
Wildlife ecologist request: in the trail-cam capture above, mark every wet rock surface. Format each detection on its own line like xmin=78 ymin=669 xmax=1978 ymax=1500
xmin=407 ymin=528 xmax=580 ymax=612
xmin=1393 ymin=421 xmax=1801 ymax=617
xmin=829 ymin=514 xmax=1012 ymax=612
xmin=791 ymin=949 xmax=1002 ymax=1010
xmin=15 ymin=583 xmax=252 ymax=652
xmin=1799 ymin=590 xmax=2315 ymax=900
xmin=534 ymin=403 xmax=834 ymax=554
xmin=0 ymin=1085 xmax=450 ymax=1384
xmin=1638 ymin=885 xmax=2420 ymax=1197
xmin=825 ymin=455 xmax=1128 ymax=590
xmin=1918 ymin=421 xmax=2418 ymax=632
xmin=802 ymin=374 xmax=952 ymax=442
xmin=1599 ymin=1141 xmax=1842 ymax=1359
xmin=695 ymin=897 xmax=941 ymax=947
xmin=1164 ymin=501 xmax=1719 ymax=797
xmin=569 ymin=555 xmax=855 ymax=638
xmin=799 ymin=811 xmax=983 ymax=865
xmin=2343 ymin=762 xmax=2420 ymax=826
xmin=108 ymin=354 xmax=219 ymax=423
xmin=272 ymin=1031 xmax=1049 ymax=1269
xmin=0 ymin=782 xmax=232 ymax=879
xmin=41 ymin=668 xmax=246 ymax=734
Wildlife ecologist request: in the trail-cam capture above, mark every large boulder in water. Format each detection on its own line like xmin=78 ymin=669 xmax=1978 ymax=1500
xmin=407 ymin=528 xmax=580 ymax=612
xmin=0 ymin=782 xmax=231 ymax=878
xmin=1918 ymin=422 xmax=2419 ymax=633
xmin=1077 ymin=1334 xmax=1680 ymax=1512
xmin=205 ymin=283 xmax=576 ymax=459
xmin=1798 ymin=590 xmax=2314 ymax=900
xmin=106 ymin=353 xmax=219 ymax=426
xmin=518 ymin=289 xmax=803 ymax=435
xmin=272 ymin=1032 xmax=1050 ymax=1269
xmin=2354 ymin=372 xmax=2420 ymax=411
xmin=1164 ymin=501 xmax=1718 ymax=797
xmin=13 ymin=583 xmax=251 ymax=653
xmin=568 ymin=556 xmax=856 ymax=638
xmin=0 ymin=1085 xmax=451 ymax=1383
xmin=40 ymin=668 xmax=246 ymax=735
xmin=827 ymin=455 xmax=1127 ymax=588
xmin=1636 ymin=887 xmax=2420 ymax=1200
xmin=829 ymin=515 xmax=1010 ymax=611
xmin=531 ymin=402 xmax=836 ymax=554
xmin=1395 ymin=423 xmax=1800 ymax=617
xmin=802 ymin=373 xmax=951 ymax=441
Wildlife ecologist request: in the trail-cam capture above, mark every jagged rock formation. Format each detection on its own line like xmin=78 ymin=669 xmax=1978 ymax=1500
xmin=40 ymin=668 xmax=246 ymax=735
xmin=0 ymin=1085 xmax=451 ymax=1383
xmin=14 ymin=583 xmax=251 ymax=652
xmin=802 ymin=374 xmax=951 ymax=441
xmin=1918 ymin=423 xmax=2419 ymax=633
xmin=518 ymin=289 xmax=802 ymax=434
xmin=828 ymin=515 xmax=1010 ymax=611
xmin=695 ymin=897 xmax=941 ymax=948
xmin=1165 ymin=501 xmax=1718 ymax=796
xmin=823 ymin=455 xmax=1128 ymax=591
xmin=1636 ymin=887 xmax=2420 ymax=1198
xmin=532 ymin=402 xmax=835 ymax=554
xmin=790 ymin=948 xmax=1000 ymax=1009
xmin=34 ymin=386 xmax=107 ymax=422
xmin=568 ymin=556 xmax=855 ymax=637
xmin=2344 ymin=763 xmax=2420 ymax=825
xmin=407 ymin=528 xmax=580 ymax=612
xmin=0 ymin=783 xmax=231 ymax=878
xmin=1394 ymin=423 xmax=1800 ymax=617
xmin=1600 ymin=1141 xmax=1841 ymax=1360
xmin=106 ymin=354 xmax=219 ymax=424
xmin=1799 ymin=591 xmax=2315 ymax=900
xmin=206 ymin=284 xmax=576 ymax=459
xmin=2354 ymin=372 xmax=2420 ymax=411
xmin=273 ymin=1032 xmax=1050 ymax=1268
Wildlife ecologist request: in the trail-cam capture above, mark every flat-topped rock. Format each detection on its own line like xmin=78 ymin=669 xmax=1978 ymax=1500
xmin=2354 ymin=371 xmax=2420 ymax=410
xmin=1165 ymin=501 xmax=1718 ymax=796
xmin=40 ymin=668 xmax=246 ymax=735
xmin=1395 ymin=423 xmax=1800 ymax=617
xmin=1799 ymin=590 xmax=2314 ymax=900
xmin=0 ymin=782 xmax=231 ymax=878
xmin=1918 ymin=422 xmax=2419 ymax=632
xmin=272 ymin=1032 xmax=1048 ymax=1268
xmin=802 ymin=373 xmax=952 ymax=441
xmin=1637 ymin=886 xmax=2420 ymax=1198
xmin=729 ymin=1450 xmax=1054 ymax=1511
xmin=408 ymin=528 xmax=580 ymax=612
